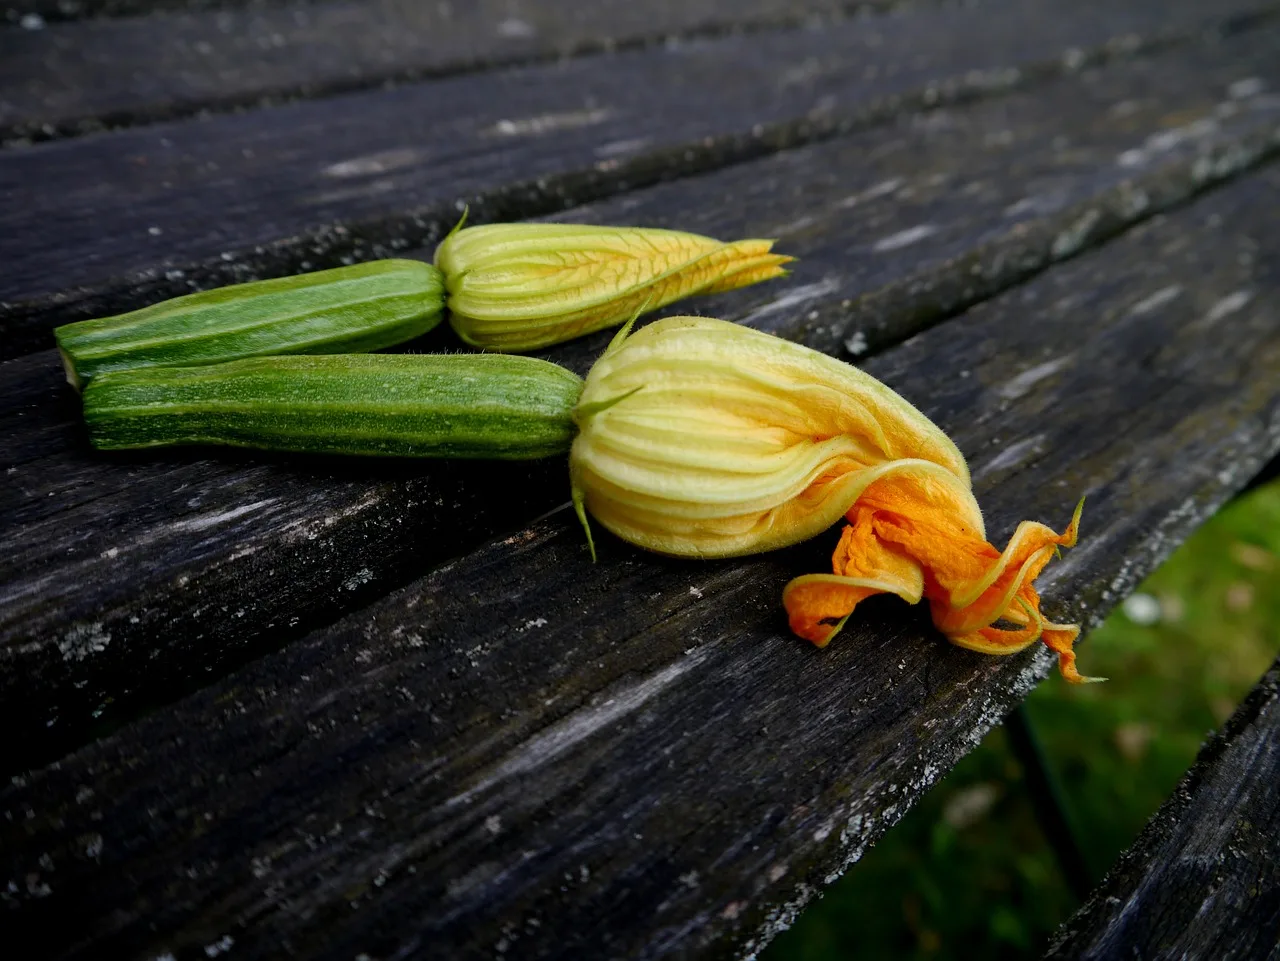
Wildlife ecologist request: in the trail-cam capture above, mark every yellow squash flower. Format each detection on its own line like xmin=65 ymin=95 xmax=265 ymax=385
xmin=435 ymin=223 xmax=791 ymax=352
xmin=570 ymin=316 xmax=1095 ymax=683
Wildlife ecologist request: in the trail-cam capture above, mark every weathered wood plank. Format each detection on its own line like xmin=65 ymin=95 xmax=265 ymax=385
xmin=4 ymin=2 xmax=280 ymax=24
xmin=4 ymin=1 xmax=349 ymax=25
xmin=2 ymin=0 xmax=1270 ymax=356
xmin=1044 ymin=655 xmax=1280 ymax=961
xmin=0 ymin=0 xmax=872 ymax=142
xmin=4 ymin=158 xmax=1280 ymax=961
xmin=3 ymin=30 xmax=1279 ymax=774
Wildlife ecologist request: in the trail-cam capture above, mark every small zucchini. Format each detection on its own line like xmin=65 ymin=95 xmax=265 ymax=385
xmin=56 ymin=260 xmax=446 ymax=390
xmin=83 ymin=353 xmax=584 ymax=459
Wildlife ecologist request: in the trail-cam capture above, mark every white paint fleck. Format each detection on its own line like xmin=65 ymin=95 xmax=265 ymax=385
xmin=170 ymin=499 xmax=277 ymax=532
xmin=1119 ymin=188 xmax=1150 ymax=218
xmin=1128 ymin=285 xmax=1182 ymax=316
xmin=813 ymin=820 xmax=834 ymax=843
xmin=1146 ymin=120 xmax=1216 ymax=153
xmin=343 ymin=568 xmax=374 ymax=592
xmin=1004 ymin=192 xmax=1067 ymax=218
xmin=1229 ymin=77 xmax=1265 ymax=100
xmin=204 ymin=936 xmax=234 ymax=958
xmin=688 ymin=586 xmax=703 ymax=598
xmin=521 ymin=617 xmax=548 ymax=630
xmin=323 ymin=148 xmax=425 ymax=178
xmin=20 ymin=12 xmax=44 ymax=29
xmin=738 ymin=278 xmax=841 ymax=329
xmin=1206 ymin=290 xmax=1253 ymax=323
xmin=100 ymin=547 xmax=119 ymax=560
xmin=59 ymin=623 xmax=111 ymax=662
xmin=1118 ymin=117 xmax=1219 ymax=169
xmin=999 ymin=356 xmax=1072 ymax=400
xmin=837 ymin=177 xmax=903 ymax=208
xmin=858 ymin=174 xmax=898 ymax=195
xmin=740 ymin=880 xmax=815 ymax=959
xmin=771 ymin=214 xmax=818 ymax=237
xmin=594 ymin=137 xmax=650 ymax=159
xmin=283 ymin=491 xmax=382 ymax=542
xmin=496 ymin=17 xmax=535 ymax=38
xmin=845 ymin=330 xmax=869 ymax=356
xmin=487 ymin=109 xmax=612 ymax=138
xmin=873 ymin=224 xmax=939 ymax=253
xmin=973 ymin=434 xmax=1046 ymax=481
xmin=484 ymin=815 xmax=502 ymax=835
xmin=1050 ymin=209 xmax=1102 ymax=258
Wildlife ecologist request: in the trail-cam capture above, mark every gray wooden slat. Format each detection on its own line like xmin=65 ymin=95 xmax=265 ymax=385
xmin=3 ymin=28 xmax=1280 ymax=776
xmin=4 ymin=1 xmax=349 ymax=25
xmin=1044 ymin=656 xmax=1280 ymax=961
xmin=4 ymin=161 xmax=1279 ymax=961
xmin=1 ymin=0 xmax=1271 ymax=357
xmin=0 ymin=0 xmax=872 ymax=142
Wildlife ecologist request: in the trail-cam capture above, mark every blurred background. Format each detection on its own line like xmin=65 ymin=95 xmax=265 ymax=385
xmin=766 ymin=477 xmax=1280 ymax=960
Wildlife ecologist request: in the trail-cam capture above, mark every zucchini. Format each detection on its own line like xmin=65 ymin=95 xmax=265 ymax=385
xmin=56 ymin=260 xmax=446 ymax=389
xmin=83 ymin=353 xmax=584 ymax=460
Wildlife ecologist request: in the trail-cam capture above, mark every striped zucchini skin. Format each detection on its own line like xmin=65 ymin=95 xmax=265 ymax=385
xmin=56 ymin=260 xmax=446 ymax=389
xmin=83 ymin=354 xmax=584 ymax=460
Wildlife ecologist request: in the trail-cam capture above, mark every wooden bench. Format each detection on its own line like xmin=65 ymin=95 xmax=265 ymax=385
xmin=2 ymin=1 xmax=1279 ymax=957
xmin=1046 ymin=653 xmax=1280 ymax=960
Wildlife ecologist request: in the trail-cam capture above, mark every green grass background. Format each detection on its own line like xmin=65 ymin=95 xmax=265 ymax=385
xmin=764 ymin=479 xmax=1280 ymax=960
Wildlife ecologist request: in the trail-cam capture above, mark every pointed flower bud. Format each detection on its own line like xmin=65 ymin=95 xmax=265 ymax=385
xmin=435 ymin=223 xmax=792 ymax=352
xmin=570 ymin=316 xmax=1094 ymax=682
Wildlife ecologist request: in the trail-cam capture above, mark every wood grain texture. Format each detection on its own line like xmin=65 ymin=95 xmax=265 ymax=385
xmin=4 ymin=161 xmax=1280 ymax=961
xmin=4 ymin=2 xmax=302 ymax=25
xmin=0 ymin=0 xmax=879 ymax=141
xmin=2 ymin=0 xmax=1271 ymax=355
xmin=1044 ymin=656 xmax=1280 ymax=961
xmin=4 ymin=30 xmax=1280 ymax=775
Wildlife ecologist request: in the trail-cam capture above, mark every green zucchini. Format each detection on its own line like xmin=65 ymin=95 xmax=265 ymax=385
xmin=82 ymin=353 xmax=584 ymax=459
xmin=56 ymin=260 xmax=446 ymax=390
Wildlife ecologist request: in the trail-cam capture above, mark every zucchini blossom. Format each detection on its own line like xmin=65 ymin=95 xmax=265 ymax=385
xmin=435 ymin=223 xmax=791 ymax=352
xmin=570 ymin=316 xmax=1094 ymax=682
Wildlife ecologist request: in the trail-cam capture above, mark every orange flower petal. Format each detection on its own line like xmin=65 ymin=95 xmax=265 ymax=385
xmin=1040 ymin=620 xmax=1106 ymax=684
xmin=783 ymin=472 xmax=1092 ymax=682
xmin=784 ymin=520 xmax=924 ymax=646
